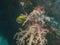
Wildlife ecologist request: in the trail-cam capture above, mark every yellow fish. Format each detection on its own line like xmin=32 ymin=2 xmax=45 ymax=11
xmin=16 ymin=15 xmax=26 ymax=24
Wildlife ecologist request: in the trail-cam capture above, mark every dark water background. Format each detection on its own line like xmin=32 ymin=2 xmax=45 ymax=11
xmin=0 ymin=0 xmax=60 ymax=45
xmin=0 ymin=0 xmax=18 ymax=45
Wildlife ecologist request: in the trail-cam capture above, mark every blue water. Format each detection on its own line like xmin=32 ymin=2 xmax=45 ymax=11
xmin=0 ymin=35 xmax=9 ymax=45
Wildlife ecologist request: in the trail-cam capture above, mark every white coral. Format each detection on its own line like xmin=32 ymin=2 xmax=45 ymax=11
xmin=14 ymin=24 xmax=49 ymax=45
